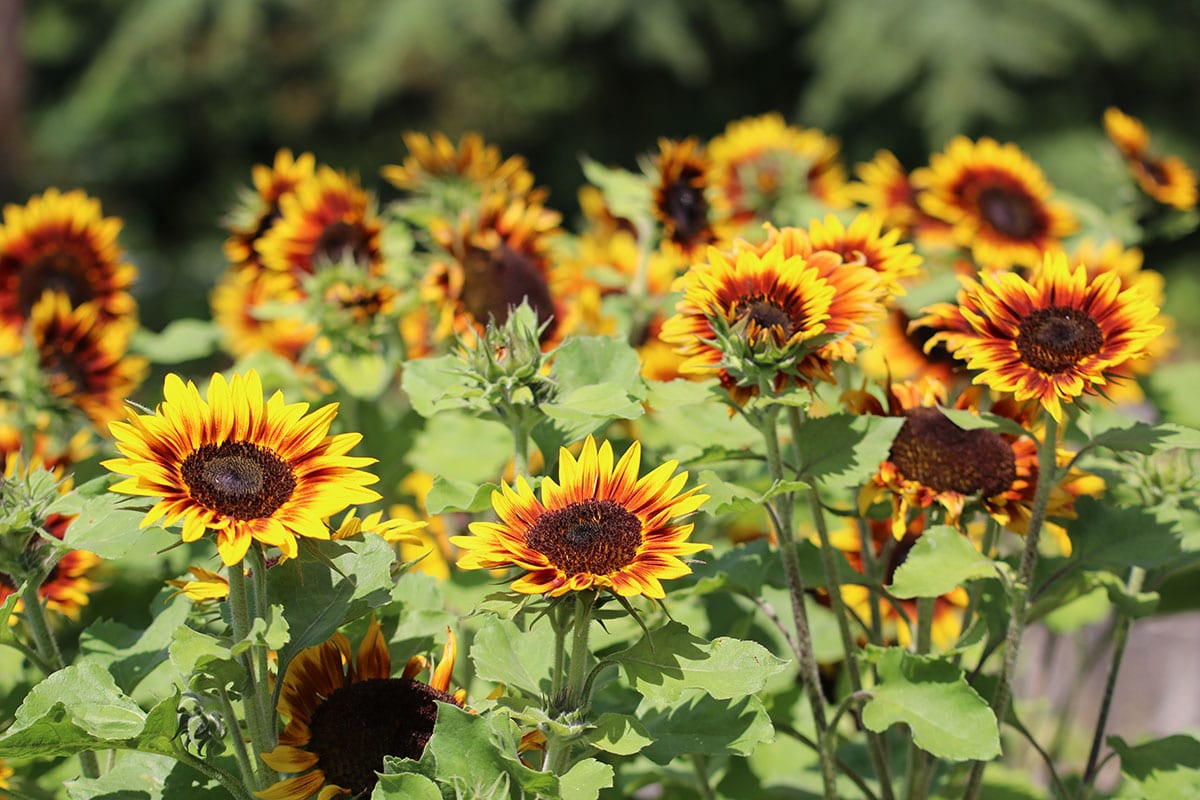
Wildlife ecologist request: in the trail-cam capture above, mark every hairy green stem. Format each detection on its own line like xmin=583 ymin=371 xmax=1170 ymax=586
xmin=855 ymin=516 xmax=886 ymax=644
xmin=544 ymin=591 xmax=597 ymax=776
xmin=776 ymin=721 xmax=881 ymax=800
xmin=903 ymin=598 xmax=936 ymax=800
xmin=1080 ymin=565 xmax=1146 ymax=796
xmin=225 ymin=560 xmax=272 ymax=788
xmin=962 ymin=413 xmax=1060 ymax=800
xmin=20 ymin=582 xmax=101 ymax=779
xmin=505 ymin=402 xmax=530 ymax=479
xmin=690 ymin=754 xmax=719 ymax=800
xmin=173 ymin=746 xmax=260 ymax=800
xmin=247 ymin=547 xmax=276 ymax=751
xmin=216 ymin=682 xmax=260 ymax=792
xmin=759 ymin=407 xmax=838 ymax=800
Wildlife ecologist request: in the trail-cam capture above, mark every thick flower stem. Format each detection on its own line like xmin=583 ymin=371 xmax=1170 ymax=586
xmin=758 ymin=407 xmax=838 ymax=800
xmin=544 ymin=591 xmax=597 ymax=776
xmin=502 ymin=400 xmax=531 ymax=480
xmin=20 ymin=582 xmax=101 ymax=779
xmin=1080 ymin=565 xmax=1145 ymax=796
xmin=217 ymin=682 xmax=261 ymax=792
xmin=962 ymin=413 xmax=1060 ymax=800
xmin=904 ymin=598 xmax=936 ymax=800
xmin=225 ymin=561 xmax=273 ymax=789
xmin=173 ymin=747 xmax=260 ymax=800
xmin=248 ymin=547 xmax=276 ymax=747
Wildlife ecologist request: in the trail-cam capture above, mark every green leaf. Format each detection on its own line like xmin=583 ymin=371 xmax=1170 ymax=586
xmin=611 ymin=621 xmax=788 ymax=704
xmin=640 ymin=692 xmax=775 ymax=764
xmin=372 ymin=773 xmax=443 ymax=800
xmin=77 ymin=588 xmax=191 ymax=693
xmin=560 ymin=757 xmax=615 ymax=800
xmin=696 ymin=469 xmax=762 ymax=514
xmin=66 ymin=750 xmax=228 ymax=800
xmin=469 ymin=617 xmax=556 ymax=698
xmin=794 ymin=413 xmax=906 ymax=488
xmin=268 ymin=548 xmax=357 ymax=676
xmin=130 ymin=318 xmax=221 ymax=364
xmin=887 ymin=525 xmax=997 ymax=599
xmin=326 ymin=351 xmax=392 ymax=400
xmin=1067 ymin=496 xmax=1188 ymax=571
xmin=1110 ymin=734 xmax=1200 ymax=799
xmin=408 ymin=412 xmax=512 ymax=483
xmin=684 ymin=539 xmax=775 ymax=597
xmin=541 ymin=383 xmax=645 ymax=429
xmin=585 ymin=713 xmax=654 ymax=756
xmin=937 ymin=407 xmax=1029 ymax=438
xmin=425 ymin=477 xmax=500 ymax=514
xmin=580 ymin=157 xmax=653 ymax=222
xmin=1086 ymin=421 xmax=1200 ymax=454
xmin=550 ymin=336 xmax=645 ymax=398
xmin=51 ymin=491 xmax=174 ymax=559
xmin=861 ymin=648 xmax=1000 ymax=761
xmin=400 ymin=354 xmax=485 ymax=417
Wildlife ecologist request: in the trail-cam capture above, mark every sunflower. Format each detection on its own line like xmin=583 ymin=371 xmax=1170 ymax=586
xmin=912 ymin=137 xmax=1077 ymax=270
xmin=0 ymin=188 xmax=137 ymax=328
xmin=915 ymin=251 xmax=1163 ymax=422
xmin=826 ymin=516 xmax=968 ymax=649
xmin=5 ymin=291 xmax=147 ymax=429
xmin=1104 ymin=107 xmax=1198 ymax=211
xmin=256 ymin=167 xmax=384 ymax=277
xmin=103 ymin=371 xmax=381 ymax=566
xmin=452 ymin=437 xmax=708 ymax=598
xmin=802 ymin=213 xmax=922 ymax=297
xmin=848 ymin=378 xmax=1103 ymax=550
xmin=211 ymin=268 xmax=316 ymax=361
xmin=166 ymin=566 xmax=230 ymax=603
xmin=847 ymin=150 xmax=956 ymax=251
xmin=707 ymin=112 xmax=850 ymax=224
xmin=224 ymin=149 xmax=319 ymax=268
xmin=652 ymin=138 xmax=729 ymax=260
xmin=426 ymin=192 xmax=565 ymax=346
xmin=383 ymin=131 xmax=542 ymax=202
xmin=859 ymin=308 xmax=964 ymax=385
xmin=257 ymin=619 xmax=463 ymax=800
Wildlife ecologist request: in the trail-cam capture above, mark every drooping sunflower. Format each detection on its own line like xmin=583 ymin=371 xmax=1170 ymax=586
xmin=256 ymin=167 xmax=384 ymax=277
xmin=4 ymin=291 xmax=147 ymax=429
xmin=452 ymin=437 xmax=709 ymax=598
xmin=224 ymin=149 xmax=319 ymax=268
xmin=426 ymin=191 xmax=565 ymax=346
xmin=915 ymin=251 xmax=1163 ymax=422
xmin=103 ymin=371 xmax=381 ymax=566
xmin=257 ymin=619 xmax=463 ymax=800
xmin=211 ymin=267 xmax=316 ymax=362
xmin=707 ymin=112 xmax=851 ymax=225
xmin=912 ymin=137 xmax=1077 ymax=270
xmin=1104 ymin=107 xmax=1198 ymax=211
xmin=652 ymin=138 xmax=729 ymax=261
xmin=383 ymin=131 xmax=543 ymax=202
xmin=847 ymin=150 xmax=956 ymax=251
xmin=0 ymin=188 xmax=137 ymax=328
xmin=847 ymin=378 xmax=1103 ymax=550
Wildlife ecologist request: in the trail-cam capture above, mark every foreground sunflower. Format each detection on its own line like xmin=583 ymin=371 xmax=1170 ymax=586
xmin=258 ymin=619 xmax=463 ymax=800
xmin=103 ymin=371 xmax=381 ymax=566
xmin=453 ymin=437 xmax=709 ymax=598
xmin=916 ymin=252 xmax=1163 ymax=422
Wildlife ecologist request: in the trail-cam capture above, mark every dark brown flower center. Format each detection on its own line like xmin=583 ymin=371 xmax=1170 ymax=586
xmin=1015 ymin=306 xmax=1104 ymax=374
xmin=889 ymin=407 xmax=1017 ymax=497
xmin=525 ymin=499 xmax=643 ymax=577
xmin=306 ymin=677 xmax=456 ymax=796
xmin=461 ymin=244 xmax=558 ymax=341
xmin=20 ymin=249 xmax=95 ymax=315
xmin=663 ymin=175 xmax=710 ymax=244
xmin=180 ymin=441 xmax=296 ymax=520
xmin=314 ymin=221 xmax=373 ymax=268
xmin=977 ymin=186 xmax=1039 ymax=240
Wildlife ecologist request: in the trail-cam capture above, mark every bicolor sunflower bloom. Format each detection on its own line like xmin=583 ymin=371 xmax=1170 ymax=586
xmin=0 ymin=188 xmax=137 ymax=328
xmin=224 ymin=149 xmax=319 ymax=268
xmin=257 ymin=619 xmax=464 ymax=800
xmin=859 ymin=308 xmax=964 ymax=385
xmin=707 ymin=112 xmax=851 ymax=224
xmin=848 ymin=379 xmax=1103 ymax=551
xmin=103 ymin=371 xmax=381 ymax=566
xmin=912 ymin=137 xmax=1077 ymax=270
xmin=426 ymin=192 xmax=565 ymax=346
xmin=383 ymin=131 xmax=542 ymax=202
xmin=256 ymin=167 xmax=384 ymax=276
xmin=211 ymin=268 xmax=316 ymax=362
xmin=847 ymin=150 xmax=957 ymax=251
xmin=1104 ymin=107 xmax=1198 ymax=211
xmin=652 ymin=138 xmax=729 ymax=260
xmin=2 ymin=291 xmax=147 ymax=429
xmin=825 ymin=516 xmax=968 ymax=649
xmin=802 ymin=213 xmax=922 ymax=297
xmin=915 ymin=251 xmax=1163 ymax=422
xmin=452 ymin=437 xmax=709 ymax=598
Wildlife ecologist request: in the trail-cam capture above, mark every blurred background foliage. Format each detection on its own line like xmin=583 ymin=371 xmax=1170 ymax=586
xmin=1 ymin=0 xmax=1197 ymax=334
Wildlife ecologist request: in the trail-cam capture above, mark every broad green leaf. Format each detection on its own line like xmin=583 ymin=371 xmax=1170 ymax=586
xmin=51 ymin=491 xmax=174 ymax=559
xmin=469 ymin=617 xmax=556 ymax=698
xmin=938 ymin=407 xmax=1029 ymax=438
xmin=793 ymin=413 xmax=906 ymax=488
xmin=1087 ymin=421 xmax=1200 ymax=454
xmin=169 ymin=626 xmax=244 ymax=691
xmin=560 ymin=757 xmax=615 ymax=800
xmin=640 ymin=692 xmax=775 ymax=764
xmin=268 ymin=548 xmax=357 ymax=674
xmin=66 ymin=750 xmax=227 ymax=800
xmin=77 ymin=588 xmax=191 ymax=693
xmin=861 ymin=648 xmax=1000 ymax=761
xmin=612 ymin=621 xmax=787 ymax=703
xmin=550 ymin=335 xmax=645 ymax=399
xmin=408 ymin=412 xmax=512 ymax=483
xmin=887 ymin=525 xmax=997 ymax=599
xmin=130 ymin=318 xmax=221 ymax=363
xmin=585 ymin=713 xmax=654 ymax=756
xmin=334 ymin=534 xmax=401 ymax=609
xmin=1110 ymin=734 xmax=1200 ymax=799
xmin=326 ymin=351 xmax=392 ymax=399
xmin=1067 ymin=496 xmax=1188 ymax=571
xmin=372 ymin=772 xmax=443 ymax=800
xmin=684 ymin=539 xmax=775 ymax=597
xmin=0 ymin=590 xmax=22 ymax=644
xmin=541 ymin=383 xmax=645 ymax=429
xmin=580 ymin=157 xmax=653 ymax=222
xmin=400 ymin=354 xmax=485 ymax=417
xmin=696 ymin=469 xmax=762 ymax=514
xmin=425 ymin=477 xmax=499 ymax=514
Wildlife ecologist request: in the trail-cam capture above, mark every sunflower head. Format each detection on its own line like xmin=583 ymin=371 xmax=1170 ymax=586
xmin=0 ymin=188 xmax=138 ymax=329
xmin=383 ymin=131 xmax=543 ymax=205
xmin=452 ymin=436 xmax=709 ymax=599
xmin=848 ymin=150 xmax=957 ymax=250
xmin=652 ymin=138 xmax=727 ymax=259
xmin=1103 ymin=107 xmax=1198 ymax=210
xmin=258 ymin=619 xmax=463 ymax=800
xmin=103 ymin=371 xmax=381 ymax=566
xmin=917 ymin=251 xmax=1164 ymax=422
xmin=224 ymin=149 xmax=319 ymax=268
xmin=211 ymin=267 xmax=316 ymax=362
